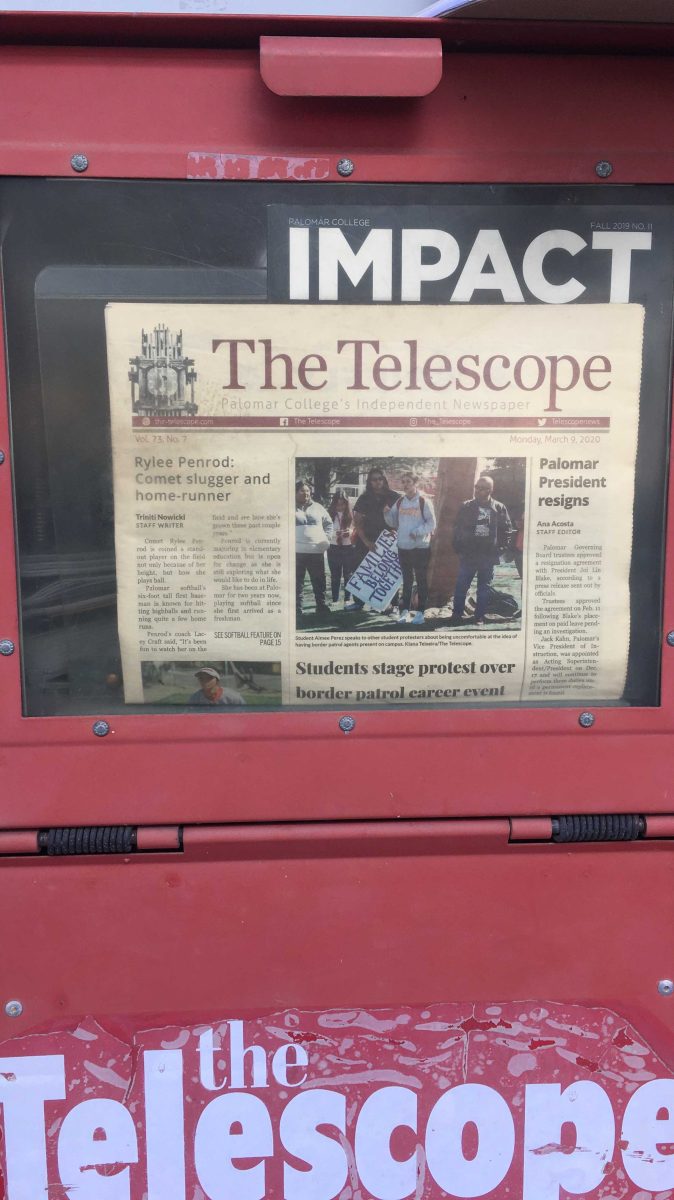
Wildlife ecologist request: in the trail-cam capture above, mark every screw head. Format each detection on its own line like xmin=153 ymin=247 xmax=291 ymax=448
xmin=5 ymin=1000 xmax=22 ymax=1018
xmin=595 ymin=160 xmax=613 ymax=179
xmin=0 ymin=449 xmax=5 ymax=464
xmin=0 ymin=639 xmax=15 ymax=657
xmin=578 ymin=711 xmax=595 ymax=728
xmin=339 ymin=714 xmax=356 ymax=733
xmin=336 ymin=158 xmax=355 ymax=178
xmin=70 ymin=153 xmax=89 ymax=173
xmin=92 ymin=720 xmax=110 ymax=737
xmin=658 ymin=979 xmax=674 ymax=996
xmin=667 ymin=631 xmax=674 ymax=647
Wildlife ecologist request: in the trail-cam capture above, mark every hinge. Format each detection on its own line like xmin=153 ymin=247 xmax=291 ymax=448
xmin=4 ymin=816 xmax=673 ymax=856
xmin=0 ymin=820 xmax=508 ymax=858
xmin=0 ymin=826 xmax=182 ymax=857
xmin=509 ymin=814 xmax=674 ymax=843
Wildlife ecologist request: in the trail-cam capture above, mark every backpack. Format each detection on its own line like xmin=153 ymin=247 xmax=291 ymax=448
xmin=466 ymin=587 xmax=521 ymax=621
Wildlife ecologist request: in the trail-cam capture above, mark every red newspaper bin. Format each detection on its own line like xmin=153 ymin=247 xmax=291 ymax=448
xmin=2 ymin=8 xmax=674 ymax=1199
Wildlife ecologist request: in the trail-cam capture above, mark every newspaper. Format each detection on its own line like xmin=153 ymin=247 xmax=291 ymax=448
xmin=106 ymin=301 xmax=643 ymax=710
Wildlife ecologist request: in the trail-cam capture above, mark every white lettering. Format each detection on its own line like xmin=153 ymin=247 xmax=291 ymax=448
xmin=57 ymin=1098 xmax=138 ymax=1200
xmin=355 ymin=1085 xmax=418 ymax=1200
xmin=426 ymin=1083 xmax=515 ymax=1197
xmin=195 ymin=1093 xmax=273 ymax=1200
xmin=451 ymin=230 xmax=525 ymax=303
xmin=318 ymin=228 xmax=392 ymax=301
xmin=0 ymin=1054 xmax=65 ymax=1200
xmin=401 ymin=229 xmax=461 ymax=301
xmin=272 ymin=1042 xmax=308 ymax=1087
xmin=621 ymin=1078 xmax=674 ymax=1189
xmin=522 ymin=229 xmax=587 ymax=303
xmin=281 ymin=1088 xmax=348 ymax=1200
xmin=592 ymin=230 xmax=652 ymax=301
xmin=523 ymin=1081 xmax=615 ymax=1200
xmin=289 ymin=226 xmax=310 ymax=300
xmin=198 ymin=1029 xmax=228 ymax=1091
xmin=145 ymin=1049 xmax=186 ymax=1200
xmin=5 ymin=1045 xmax=674 ymax=1200
xmin=229 ymin=1019 xmax=268 ymax=1089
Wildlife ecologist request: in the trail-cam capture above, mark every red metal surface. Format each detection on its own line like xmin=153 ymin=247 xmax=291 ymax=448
xmin=0 ymin=828 xmax=671 ymax=1047
xmin=1 ymin=46 xmax=674 ymax=182
xmin=260 ymin=36 xmax=443 ymax=97
xmin=2 ymin=824 xmax=674 ymax=1195
xmin=0 ymin=18 xmax=673 ymax=827
xmin=0 ymin=23 xmax=672 ymax=1200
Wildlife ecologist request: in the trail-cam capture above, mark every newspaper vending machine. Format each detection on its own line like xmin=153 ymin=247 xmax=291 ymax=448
xmin=1 ymin=6 xmax=674 ymax=1199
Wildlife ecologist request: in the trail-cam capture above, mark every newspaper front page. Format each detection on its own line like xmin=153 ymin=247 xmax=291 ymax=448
xmin=106 ymin=302 xmax=643 ymax=710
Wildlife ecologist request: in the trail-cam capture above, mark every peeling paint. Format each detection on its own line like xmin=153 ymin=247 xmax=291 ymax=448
xmin=0 ymin=1002 xmax=673 ymax=1200
xmin=186 ymin=151 xmax=331 ymax=181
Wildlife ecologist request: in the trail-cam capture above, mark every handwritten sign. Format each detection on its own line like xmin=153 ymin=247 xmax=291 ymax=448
xmin=347 ymin=529 xmax=402 ymax=611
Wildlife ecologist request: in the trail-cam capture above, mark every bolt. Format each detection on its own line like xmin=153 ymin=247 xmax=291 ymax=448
xmin=0 ymin=639 xmax=15 ymax=657
xmin=92 ymin=720 xmax=110 ymax=737
xmin=667 ymin=631 xmax=674 ymax=647
xmin=0 ymin=450 xmax=5 ymax=464
xmin=578 ymin=711 xmax=595 ymax=728
xmin=595 ymin=160 xmax=613 ymax=179
xmin=336 ymin=158 xmax=355 ymax=178
xmin=70 ymin=153 xmax=89 ymax=173
xmin=5 ymin=1000 xmax=22 ymax=1018
xmin=339 ymin=714 xmax=356 ymax=733
xmin=658 ymin=979 xmax=674 ymax=996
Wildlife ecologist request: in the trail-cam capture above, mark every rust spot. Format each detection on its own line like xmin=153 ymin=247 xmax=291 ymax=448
xmin=0 ymin=1072 xmax=16 ymax=1081
xmin=575 ymin=1055 xmax=600 ymax=1072
xmin=532 ymin=1138 xmax=584 ymax=1158
xmin=612 ymin=1027 xmax=633 ymax=1048
xmin=460 ymin=1016 xmax=513 ymax=1033
xmin=81 ymin=1163 xmax=126 ymax=1176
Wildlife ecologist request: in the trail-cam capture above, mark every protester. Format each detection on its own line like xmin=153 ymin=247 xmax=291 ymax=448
xmin=384 ymin=471 xmax=436 ymax=625
xmin=346 ymin=467 xmax=401 ymax=612
xmin=450 ymin=475 xmax=513 ymax=626
xmin=295 ymin=479 xmax=332 ymax=619
xmin=327 ymin=490 xmax=356 ymax=606
xmin=189 ymin=667 xmax=246 ymax=706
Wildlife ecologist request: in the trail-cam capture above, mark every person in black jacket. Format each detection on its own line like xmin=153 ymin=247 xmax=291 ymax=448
xmin=450 ymin=476 xmax=512 ymax=625
xmin=345 ymin=467 xmax=400 ymax=612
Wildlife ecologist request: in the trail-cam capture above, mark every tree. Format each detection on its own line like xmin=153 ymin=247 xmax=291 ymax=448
xmin=296 ymin=456 xmax=441 ymax=503
xmin=427 ymin=457 xmax=478 ymax=608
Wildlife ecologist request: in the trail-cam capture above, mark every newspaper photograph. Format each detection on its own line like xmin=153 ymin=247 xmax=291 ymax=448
xmin=106 ymin=301 xmax=643 ymax=709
